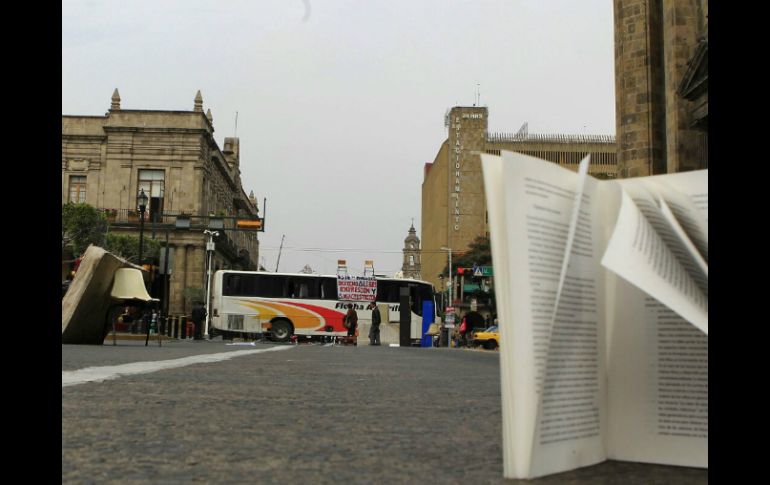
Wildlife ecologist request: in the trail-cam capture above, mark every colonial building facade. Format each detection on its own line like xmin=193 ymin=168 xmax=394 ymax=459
xmin=62 ymin=89 xmax=261 ymax=316
xmin=421 ymin=106 xmax=617 ymax=299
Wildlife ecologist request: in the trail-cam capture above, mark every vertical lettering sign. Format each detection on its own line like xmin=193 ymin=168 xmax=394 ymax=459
xmin=337 ymin=275 xmax=378 ymax=302
xmin=453 ymin=115 xmax=461 ymax=232
xmin=451 ymin=112 xmax=484 ymax=233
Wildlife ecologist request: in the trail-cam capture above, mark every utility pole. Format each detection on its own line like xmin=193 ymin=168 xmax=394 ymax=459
xmin=275 ymin=234 xmax=285 ymax=272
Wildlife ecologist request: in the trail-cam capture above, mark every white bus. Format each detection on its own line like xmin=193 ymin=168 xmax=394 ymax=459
xmin=209 ymin=270 xmax=439 ymax=345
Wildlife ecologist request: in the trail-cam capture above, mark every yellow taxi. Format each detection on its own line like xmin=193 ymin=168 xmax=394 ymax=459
xmin=471 ymin=325 xmax=500 ymax=350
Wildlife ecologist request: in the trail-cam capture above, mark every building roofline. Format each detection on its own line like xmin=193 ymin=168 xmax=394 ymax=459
xmin=487 ymin=132 xmax=616 ymax=144
xmin=62 ymin=115 xmax=108 ymax=119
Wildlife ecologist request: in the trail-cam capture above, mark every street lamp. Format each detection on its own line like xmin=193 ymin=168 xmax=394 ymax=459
xmin=440 ymin=246 xmax=453 ymax=348
xmin=437 ymin=274 xmax=444 ymax=311
xmin=137 ymin=189 xmax=148 ymax=265
xmin=440 ymin=246 xmax=453 ymax=305
xmin=203 ymin=229 xmax=219 ymax=339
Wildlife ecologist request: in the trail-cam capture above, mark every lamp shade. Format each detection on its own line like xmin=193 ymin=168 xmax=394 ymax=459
xmin=110 ymin=268 xmax=153 ymax=301
xmin=137 ymin=189 xmax=148 ymax=211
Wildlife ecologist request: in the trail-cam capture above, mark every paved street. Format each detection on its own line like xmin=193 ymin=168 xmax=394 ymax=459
xmin=62 ymin=340 xmax=708 ymax=484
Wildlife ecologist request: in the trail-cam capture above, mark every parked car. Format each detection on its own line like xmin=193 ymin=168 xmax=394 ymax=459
xmin=471 ymin=325 xmax=499 ymax=350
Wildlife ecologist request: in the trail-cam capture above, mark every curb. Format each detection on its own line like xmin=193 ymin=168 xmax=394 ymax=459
xmin=106 ymin=333 xmax=174 ymax=341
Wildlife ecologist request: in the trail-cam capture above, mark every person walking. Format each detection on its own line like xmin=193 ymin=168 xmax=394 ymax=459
xmin=368 ymin=301 xmax=381 ymax=346
xmin=458 ymin=314 xmax=468 ymax=347
xmin=191 ymin=301 xmax=207 ymax=340
xmin=344 ymin=303 xmax=358 ymax=346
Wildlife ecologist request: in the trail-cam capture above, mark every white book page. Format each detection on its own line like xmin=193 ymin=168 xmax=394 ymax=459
xmin=619 ymin=181 xmax=708 ymax=294
xmin=480 ymin=153 xmax=521 ymax=478
xmin=645 ymin=171 xmax=708 ymax=262
xmin=606 ymin=274 xmax=708 ymax=467
xmin=529 ymin=156 xmax=607 ymax=478
xmin=482 ymin=151 xmax=606 ymax=479
xmin=601 ymin=189 xmax=708 ymax=334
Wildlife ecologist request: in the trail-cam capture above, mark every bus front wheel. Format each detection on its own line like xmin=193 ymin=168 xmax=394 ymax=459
xmin=271 ymin=319 xmax=293 ymax=342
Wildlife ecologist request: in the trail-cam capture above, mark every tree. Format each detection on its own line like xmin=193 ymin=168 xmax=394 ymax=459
xmin=182 ymin=287 xmax=205 ymax=307
xmin=441 ymin=235 xmax=496 ymax=312
xmin=104 ymin=233 xmax=161 ymax=263
xmin=62 ymin=203 xmax=108 ymax=256
xmin=441 ymin=235 xmax=492 ymax=276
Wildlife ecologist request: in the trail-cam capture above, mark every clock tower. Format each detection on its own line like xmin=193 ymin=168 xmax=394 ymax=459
xmin=402 ymin=222 xmax=422 ymax=280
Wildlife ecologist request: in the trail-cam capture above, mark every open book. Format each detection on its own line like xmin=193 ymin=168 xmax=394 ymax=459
xmin=480 ymin=151 xmax=707 ymax=479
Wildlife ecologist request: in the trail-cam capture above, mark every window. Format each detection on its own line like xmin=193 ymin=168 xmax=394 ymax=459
xmin=376 ymin=280 xmax=401 ymax=302
xmin=69 ymin=176 xmax=87 ymax=203
xmin=285 ymin=276 xmax=320 ymax=299
xmin=138 ymin=170 xmax=165 ymax=221
xmin=409 ymin=255 xmax=415 ymax=267
xmin=320 ymin=277 xmax=338 ymax=300
xmin=256 ymin=275 xmax=287 ymax=297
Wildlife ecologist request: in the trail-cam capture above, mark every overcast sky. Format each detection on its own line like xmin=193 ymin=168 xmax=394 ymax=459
xmin=62 ymin=0 xmax=616 ymax=277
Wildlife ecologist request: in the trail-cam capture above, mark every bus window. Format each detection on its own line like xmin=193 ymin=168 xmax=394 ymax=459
xmin=377 ymin=280 xmax=400 ymax=302
xmin=410 ymin=284 xmax=434 ymax=316
xmin=223 ymin=273 xmax=256 ymax=296
xmin=320 ymin=277 xmax=338 ymax=300
xmin=223 ymin=274 xmax=240 ymax=295
xmin=253 ymin=274 xmax=287 ymax=298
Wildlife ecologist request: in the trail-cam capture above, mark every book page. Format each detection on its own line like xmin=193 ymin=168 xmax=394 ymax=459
xmin=604 ymin=170 xmax=708 ymax=468
xmin=480 ymin=153 xmax=520 ymax=478
xmin=619 ymin=181 xmax=707 ymax=292
xmin=606 ymin=274 xmax=708 ymax=467
xmin=529 ymin=156 xmax=607 ymax=477
xmin=601 ymin=189 xmax=708 ymax=333
xmin=645 ymin=172 xmax=708 ymax=262
xmin=482 ymin=151 xmax=606 ymax=479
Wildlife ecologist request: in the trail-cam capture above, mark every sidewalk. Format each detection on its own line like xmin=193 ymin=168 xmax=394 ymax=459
xmin=105 ymin=332 xmax=175 ymax=342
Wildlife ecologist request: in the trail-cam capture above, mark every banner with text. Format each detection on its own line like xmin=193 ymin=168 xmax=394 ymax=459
xmin=337 ymin=275 xmax=378 ymax=302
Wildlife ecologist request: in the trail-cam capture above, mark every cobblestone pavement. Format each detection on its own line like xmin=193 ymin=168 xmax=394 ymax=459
xmin=62 ymin=342 xmax=708 ymax=484
xmin=62 ymin=338 xmax=274 ymax=371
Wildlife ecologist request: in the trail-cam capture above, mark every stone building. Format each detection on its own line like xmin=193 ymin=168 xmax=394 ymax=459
xmin=421 ymin=106 xmax=617 ymax=299
xmin=401 ymin=222 xmax=422 ymax=280
xmin=614 ymin=0 xmax=708 ymax=176
xmin=62 ymin=89 xmax=261 ymax=316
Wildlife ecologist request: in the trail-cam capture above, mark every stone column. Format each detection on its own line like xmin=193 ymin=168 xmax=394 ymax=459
xmin=614 ymin=0 xmax=667 ymax=177
xmin=662 ymin=0 xmax=705 ymax=173
xmin=170 ymin=244 xmax=186 ymax=315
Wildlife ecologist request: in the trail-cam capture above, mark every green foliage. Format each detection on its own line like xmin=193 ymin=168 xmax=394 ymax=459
xmin=61 ymin=203 xmax=108 ymax=255
xmin=104 ymin=233 xmax=161 ymax=262
xmin=441 ymin=235 xmax=492 ymax=276
xmin=182 ymin=287 xmax=205 ymax=306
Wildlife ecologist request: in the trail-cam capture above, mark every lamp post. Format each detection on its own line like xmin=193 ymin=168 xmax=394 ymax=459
xmin=440 ymin=246 xmax=453 ymax=305
xmin=440 ymin=246 xmax=453 ymax=347
xmin=137 ymin=189 xmax=148 ymax=265
xmin=203 ymin=229 xmax=219 ymax=339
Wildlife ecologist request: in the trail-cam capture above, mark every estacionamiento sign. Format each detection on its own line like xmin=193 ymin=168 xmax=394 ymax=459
xmin=337 ymin=275 xmax=377 ymax=302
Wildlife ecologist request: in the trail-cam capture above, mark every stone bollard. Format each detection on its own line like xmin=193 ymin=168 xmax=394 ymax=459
xmin=173 ymin=316 xmax=179 ymax=339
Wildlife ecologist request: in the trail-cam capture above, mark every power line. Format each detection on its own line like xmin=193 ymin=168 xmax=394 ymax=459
xmin=258 ymin=246 xmax=463 ymax=254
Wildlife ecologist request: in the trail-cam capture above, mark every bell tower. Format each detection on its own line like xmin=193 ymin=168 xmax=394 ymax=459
xmin=402 ymin=221 xmax=422 ymax=279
